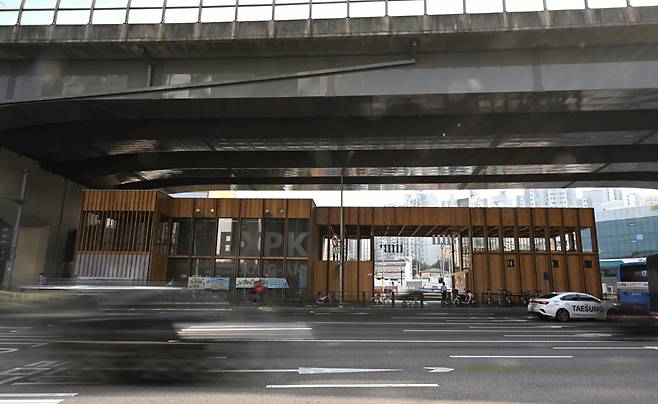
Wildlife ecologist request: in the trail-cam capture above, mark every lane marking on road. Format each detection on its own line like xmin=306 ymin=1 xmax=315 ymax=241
xmin=0 ymin=394 xmax=77 ymax=397
xmin=469 ymin=326 xmax=568 ymax=329
xmin=226 ymin=338 xmax=627 ymax=344
xmin=392 ymin=317 xmax=498 ymax=320
xmin=0 ymin=348 xmax=18 ymax=354
xmin=0 ymin=400 xmax=63 ymax=404
xmin=209 ymin=369 xmax=298 ymax=373
xmin=25 ymin=362 xmax=59 ymax=368
xmin=423 ymin=367 xmax=454 ymax=373
xmin=11 ymin=382 xmax=95 ymax=386
xmin=209 ymin=367 xmax=402 ymax=374
xmin=553 ymin=346 xmax=658 ymax=350
xmin=100 ymin=308 xmax=232 ymax=312
xmin=266 ymin=383 xmax=439 ymax=389
xmin=503 ymin=334 xmax=612 ymax=337
xmin=403 ymin=330 xmax=576 ymax=333
xmin=180 ymin=327 xmax=312 ymax=332
xmin=450 ymin=355 xmax=573 ymax=359
xmin=305 ymin=321 xmax=528 ymax=326
xmin=446 ymin=320 xmax=527 ymax=323
xmin=0 ymin=377 xmax=23 ymax=385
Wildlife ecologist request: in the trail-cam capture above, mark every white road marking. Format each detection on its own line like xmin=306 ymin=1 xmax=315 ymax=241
xmin=25 ymin=362 xmax=58 ymax=368
xmin=423 ymin=367 xmax=454 ymax=373
xmin=266 ymin=383 xmax=439 ymax=389
xmin=0 ymin=400 xmax=63 ymax=404
xmin=209 ymin=369 xmax=298 ymax=373
xmin=226 ymin=338 xmax=626 ymax=344
xmin=553 ymin=346 xmax=658 ymax=350
xmin=11 ymin=382 xmax=96 ymax=386
xmin=574 ymin=333 xmax=613 ymax=337
xmin=503 ymin=334 xmax=607 ymax=337
xmin=0 ymin=343 xmax=40 ymax=345
xmin=100 ymin=308 xmax=231 ymax=311
xmin=210 ymin=356 xmax=228 ymax=359
xmin=404 ymin=330 xmax=576 ymax=333
xmin=446 ymin=320 xmax=527 ymax=323
xmin=210 ymin=367 xmax=401 ymax=374
xmin=469 ymin=326 xmax=567 ymax=329
xmin=0 ymin=348 xmax=18 ymax=354
xmin=180 ymin=327 xmax=312 ymax=332
xmin=0 ymin=377 xmax=23 ymax=385
xmin=0 ymin=394 xmax=77 ymax=397
xmin=450 ymin=355 xmax=573 ymax=359
xmin=392 ymin=317 xmax=497 ymax=320
xmin=305 ymin=321 xmax=527 ymax=326
xmin=298 ymin=367 xmax=400 ymax=375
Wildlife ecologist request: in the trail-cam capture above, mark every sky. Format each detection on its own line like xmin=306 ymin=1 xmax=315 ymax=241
xmin=3 ymin=0 xmax=658 ymax=26
xmin=199 ymin=188 xmax=658 ymax=207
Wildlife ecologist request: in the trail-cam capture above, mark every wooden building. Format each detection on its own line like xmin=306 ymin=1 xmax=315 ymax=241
xmin=74 ymin=190 xmax=602 ymax=303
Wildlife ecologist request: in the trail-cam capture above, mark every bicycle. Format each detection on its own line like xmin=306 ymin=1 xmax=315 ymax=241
xmin=520 ymin=291 xmax=530 ymax=306
xmin=315 ymin=294 xmax=336 ymax=306
xmin=498 ymin=289 xmax=512 ymax=307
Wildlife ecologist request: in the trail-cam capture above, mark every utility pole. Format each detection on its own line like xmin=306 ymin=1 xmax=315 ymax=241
xmin=2 ymin=169 xmax=28 ymax=290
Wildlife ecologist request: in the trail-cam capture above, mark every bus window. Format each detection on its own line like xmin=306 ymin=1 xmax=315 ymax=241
xmin=619 ymin=266 xmax=648 ymax=282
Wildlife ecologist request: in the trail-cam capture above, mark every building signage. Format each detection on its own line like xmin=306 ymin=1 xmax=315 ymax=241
xmin=188 ymin=276 xmax=230 ymax=290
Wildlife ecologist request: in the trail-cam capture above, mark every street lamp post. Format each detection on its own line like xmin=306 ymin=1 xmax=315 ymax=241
xmin=1 ymin=169 xmax=28 ymax=290
xmin=339 ymin=168 xmax=344 ymax=306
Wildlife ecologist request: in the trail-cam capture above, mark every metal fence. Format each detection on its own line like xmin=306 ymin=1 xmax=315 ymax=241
xmin=0 ymin=0 xmax=642 ymax=26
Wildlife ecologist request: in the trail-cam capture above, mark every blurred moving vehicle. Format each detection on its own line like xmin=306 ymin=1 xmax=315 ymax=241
xmin=528 ymin=292 xmax=619 ymax=322
xmin=17 ymin=285 xmax=214 ymax=383
xmin=616 ymin=258 xmax=651 ymax=313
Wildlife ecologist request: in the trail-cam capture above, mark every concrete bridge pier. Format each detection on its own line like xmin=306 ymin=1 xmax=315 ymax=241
xmin=0 ymin=149 xmax=82 ymax=289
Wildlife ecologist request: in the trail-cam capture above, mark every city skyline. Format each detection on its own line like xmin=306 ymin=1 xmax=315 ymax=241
xmin=189 ymin=187 xmax=658 ymax=212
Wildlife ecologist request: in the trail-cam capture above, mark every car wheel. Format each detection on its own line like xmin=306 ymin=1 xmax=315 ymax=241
xmin=556 ymin=309 xmax=570 ymax=322
xmin=606 ymin=309 xmax=621 ymax=322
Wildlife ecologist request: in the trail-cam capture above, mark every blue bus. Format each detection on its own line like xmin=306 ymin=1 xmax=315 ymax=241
xmin=616 ymin=259 xmax=650 ymax=312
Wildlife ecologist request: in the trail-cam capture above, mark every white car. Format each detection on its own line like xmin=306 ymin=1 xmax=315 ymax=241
xmin=527 ymin=292 xmax=619 ymax=322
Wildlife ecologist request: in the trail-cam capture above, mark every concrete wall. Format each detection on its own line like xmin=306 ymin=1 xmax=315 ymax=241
xmin=0 ymin=149 xmax=83 ymax=287
xmin=11 ymin=227 xmax=49 ymax=287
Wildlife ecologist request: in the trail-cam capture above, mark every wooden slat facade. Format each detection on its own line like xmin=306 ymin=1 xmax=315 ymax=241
xmin=74 ymin=191 xmax=602 ymax=302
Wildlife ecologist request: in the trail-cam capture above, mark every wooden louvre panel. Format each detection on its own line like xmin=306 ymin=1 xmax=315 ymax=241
xmin=218 ymin=198 xmax=240 ymax=218
xmin=532 ymin=208 xmax=547 ymax=226
xmin=470 ymin=208 xmax=486 ymax=226
xmin=264 ymin=199 xmax=286 ymax=218
xmin=241 ymin=199 xmax=263 ymax=218
xmin=358 ymin=207 xmax=373 ymax=225
xmin=287 ymin=200 xmax=312 ymax=218
xmin=486 ymin=208 xmax=501 ymax=226
xmin=562 ymin=208 xmax=578 ymax=227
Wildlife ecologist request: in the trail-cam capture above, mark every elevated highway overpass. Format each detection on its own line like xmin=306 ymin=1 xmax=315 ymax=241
xmin=2 ymin=3 xmax=658 ymax=191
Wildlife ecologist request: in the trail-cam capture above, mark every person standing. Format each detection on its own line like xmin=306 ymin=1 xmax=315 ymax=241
xmin=39 ymin=272 xmax=46 ymax=286
xmin=440 ymin=279 xmax=447 ymax=305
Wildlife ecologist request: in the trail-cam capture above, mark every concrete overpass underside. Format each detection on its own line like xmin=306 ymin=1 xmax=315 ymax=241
xmin=2 ymin=6 xmax=658 ymax=191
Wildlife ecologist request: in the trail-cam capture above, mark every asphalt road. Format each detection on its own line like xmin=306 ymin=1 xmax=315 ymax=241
xmin=1 ymin=304 xmax=658 ymax=404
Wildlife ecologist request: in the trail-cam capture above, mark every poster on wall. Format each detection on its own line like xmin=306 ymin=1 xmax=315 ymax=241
xmin=235 ymin=278 xmax=289 ymax=289
xmin=188 ymin=276 xmax=230 ymax=290
xmin=236 ymin=277 xmax=261 ymax=288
